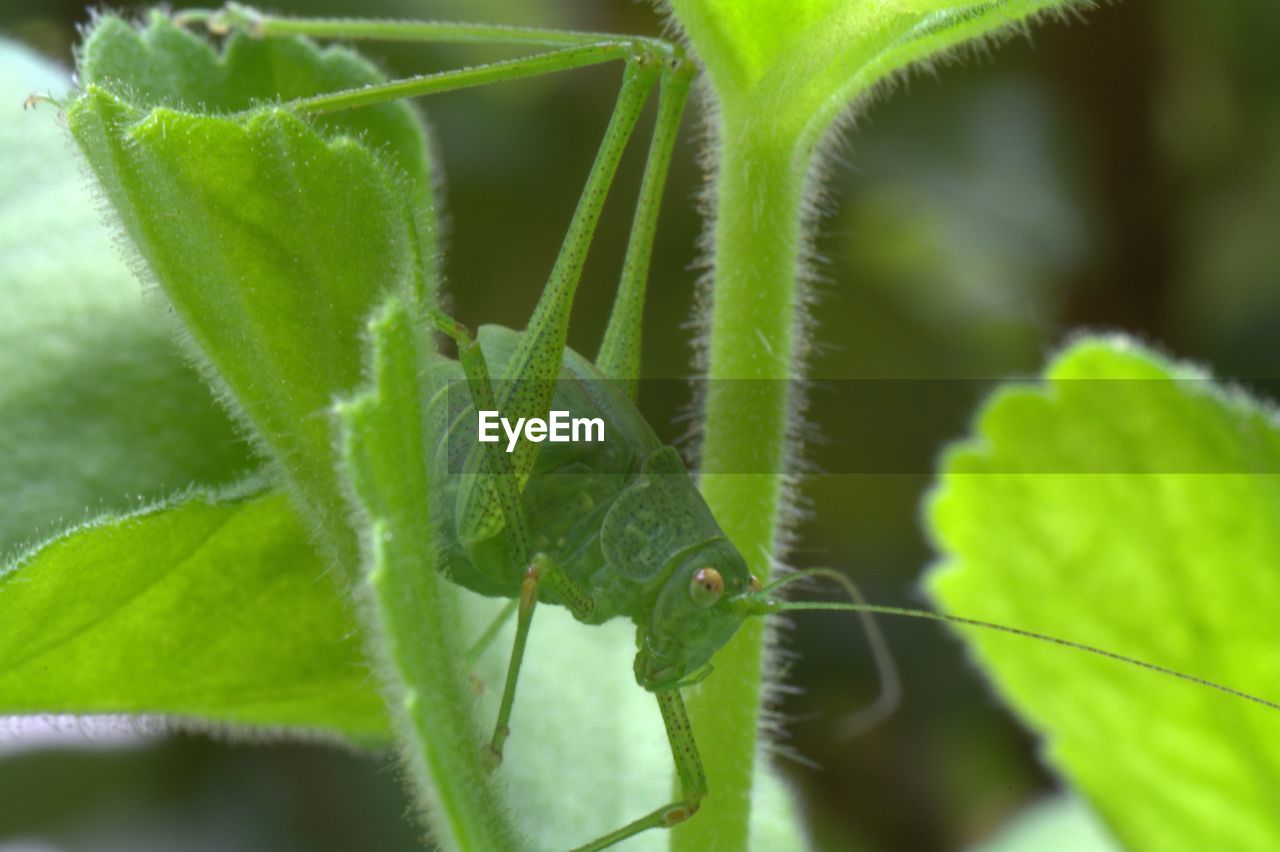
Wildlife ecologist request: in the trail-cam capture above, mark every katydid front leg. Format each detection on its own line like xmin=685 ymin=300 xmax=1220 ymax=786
xmin=488 ymin=552 xmax=596 ymax=766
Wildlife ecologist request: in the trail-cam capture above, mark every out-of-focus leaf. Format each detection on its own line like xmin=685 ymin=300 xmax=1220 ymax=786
xmin=0 ymin=38 xmax=251 ymax=556
xmin=976 ymin=795 xmax=1120 ymax=852
xmin=65 ymin=13 xmax=436 ymax=566
xmin=0 ymin=481 xmax=387 ymax=741
xmin=929 ymin=336 xmax=1280 ymax=850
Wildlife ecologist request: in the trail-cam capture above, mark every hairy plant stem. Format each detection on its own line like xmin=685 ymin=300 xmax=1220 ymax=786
xmin=676 ymin=118 xmax=807 ymax=851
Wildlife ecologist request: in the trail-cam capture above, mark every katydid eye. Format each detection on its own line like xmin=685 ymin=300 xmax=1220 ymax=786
xmin=690 ymin=567 xmax=724 ymax=608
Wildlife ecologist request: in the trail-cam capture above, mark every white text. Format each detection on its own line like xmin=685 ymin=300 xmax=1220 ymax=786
xmin=477 ymin=410 xmax=605 ymax=453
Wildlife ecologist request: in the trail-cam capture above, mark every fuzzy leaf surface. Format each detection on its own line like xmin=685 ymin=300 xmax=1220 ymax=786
xmin=65 ymin=13 xmax=436 ymax=565
xmin=929 ymin=337 xmax=1280 ymax=850
xmin=0 ymin=482 xmax=387 ymax=740
xmin=0 ymin=39 xmax=251 ymax=556
xmin=335 ymin=298 xmax=521 ymax=850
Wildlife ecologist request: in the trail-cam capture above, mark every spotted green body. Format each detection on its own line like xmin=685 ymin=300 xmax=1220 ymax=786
xmin=425 ymin=325 xmax=753 ymax=689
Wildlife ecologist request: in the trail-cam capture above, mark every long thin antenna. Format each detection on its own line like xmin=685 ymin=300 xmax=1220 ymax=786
xmin=780 ymin=569 xmax=903 ymax=737
xmin=761 ymin=595 xmax=1280 ymax=714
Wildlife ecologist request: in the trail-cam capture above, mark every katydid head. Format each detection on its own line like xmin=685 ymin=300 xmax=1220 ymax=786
xmin=634 ymin=538 xmax=761 ymax=691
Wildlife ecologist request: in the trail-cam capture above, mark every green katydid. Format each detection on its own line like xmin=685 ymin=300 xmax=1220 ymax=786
xmin=109 ymin=5 xmax=1280 ymax=850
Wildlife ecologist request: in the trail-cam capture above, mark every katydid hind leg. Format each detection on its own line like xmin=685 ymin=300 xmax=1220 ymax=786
xmin=178 ymin=6 xmax=670 ymax=121
xmin=493 ymin=56 xmax=658 ymax=484
xmin=179 ymin=3 xmax=668 ymax=53
xmin=181 ymin=3 xmax=671 ymax=538
xmin=181 ymin=6 xmax=688 ymax=401
xmin=595 ymin=59 xmax=695 ymax=396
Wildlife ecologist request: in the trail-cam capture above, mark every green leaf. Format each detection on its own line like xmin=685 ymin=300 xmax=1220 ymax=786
xmin=0 ymin=481 xmax=387 ymax=741
xmin=335 ymin=298 xmax=520 ymax=850
xmin=928 ymin=337 xmax=1280 ymax=850
xmin=666 ymin=0 xmax=1086 ymax=148
xmin=0 ymin=38 xmax=251 ymax=555
xmin=65 ymin=13 xmax=437 ymax=568
xmin=77 ymin=13 xmax=435 ymax=220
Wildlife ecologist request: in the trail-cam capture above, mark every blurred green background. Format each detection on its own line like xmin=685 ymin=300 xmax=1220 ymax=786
xmin=2 ymin=1 xmax=1278 ymax=849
